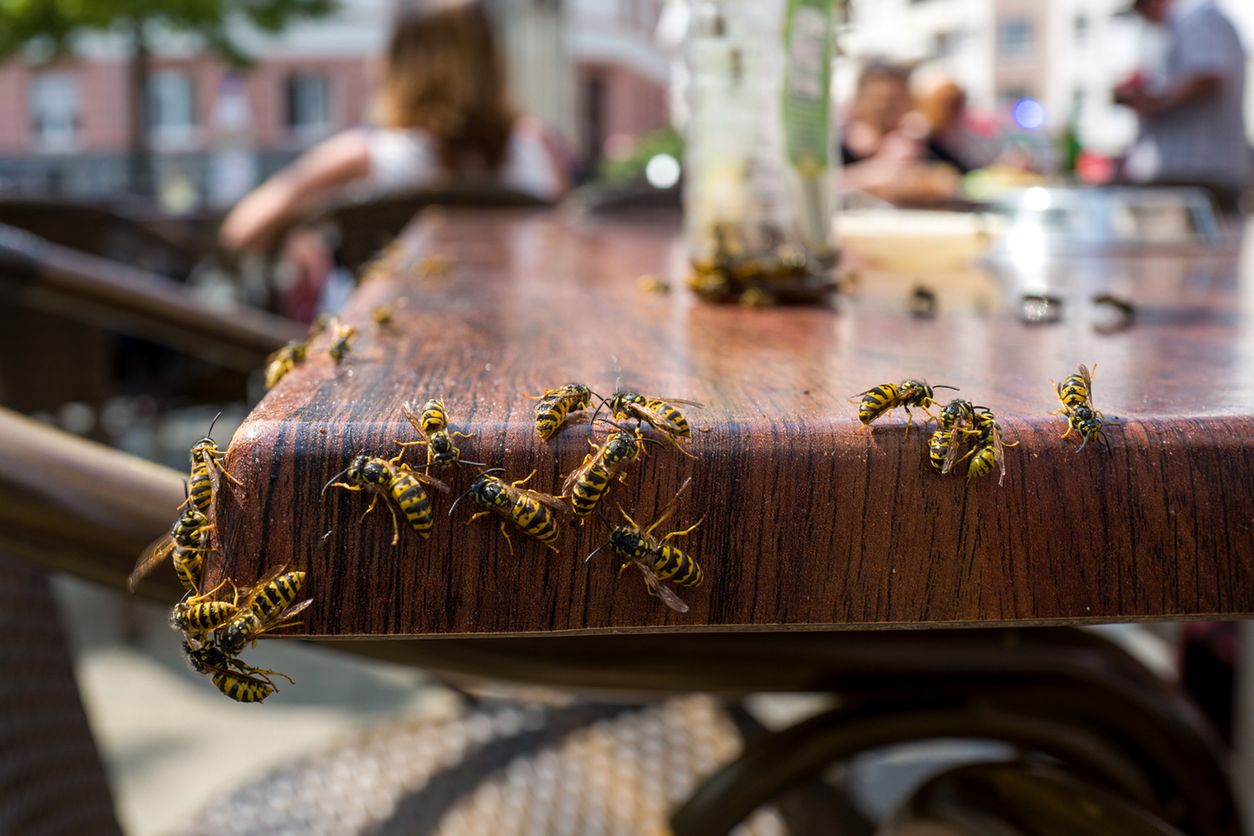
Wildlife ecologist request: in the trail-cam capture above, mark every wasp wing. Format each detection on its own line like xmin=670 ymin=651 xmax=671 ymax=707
xmin=516 ymin=487 xmax=569 ymax=513
xmin=642 ymin=476 xmax=693 ymax=538
xmin=940 ymin=431 xmax=965 ymax=475
xmin=400 ymin=401 xmax=430 ymax=440
xmin=561 ymin=449 xmax=598 ymax=497
xmin=129 ymin=535 xmax=176 ymax=592
xmin=634 ymin=560 xmax=690 ymax=614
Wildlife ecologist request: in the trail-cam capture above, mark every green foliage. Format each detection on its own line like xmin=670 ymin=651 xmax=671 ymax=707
xmin=597 ymin=127 xmax=684 ymax=184
xmin=0 ymin=0 xmax=338 ymax=65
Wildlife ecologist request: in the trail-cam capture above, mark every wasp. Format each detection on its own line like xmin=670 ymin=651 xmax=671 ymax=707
xmin=184 ymin=412 xmax=242 ymax=513
xmin=962 ymin=409 xmax=1019 ymax=485
xmin=562 ymin=429 xmax=652 ymax=519
xmin=170 ymin=578 xmax=240 ymax=636
xmin=1052 ymin=363 xmax=1119 ymax=451
xmin=328 ymin=319 xmax=357 ymax=363
xmin=396 ymin=399 xmax=481 ymax=470
xmin=451 ymin=469 xmax=565 ymax=553
xmin=927 ymin=399 xmax=980 ymax=474
xmin=587 ymin=477 xmax=703 ymax=614
xmin=325 ymin=454 xmax=449 ymax=544
xmin=265 ymin=340 xmax=308 ymax=389
xmin=852 ymin=379 xmax=956 ymax=434
xmin=129 ymin=503 xmax=212 ymax=592
xmin=215 ymin=568 xmax=312 ymax=656
xmin=183 ymin=637 xmax=294 ymax=699
xmin=531 ymin=383 xmax=595 ymax=441
xmin=597 ymin=390 xmax=703 ymax=455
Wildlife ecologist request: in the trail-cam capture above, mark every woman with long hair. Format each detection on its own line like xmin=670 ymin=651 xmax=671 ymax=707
xmin=220 ymin=1 xmax=567 ymax=254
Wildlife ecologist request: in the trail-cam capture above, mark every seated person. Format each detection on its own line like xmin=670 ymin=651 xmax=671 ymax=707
xmin=220 ymin=1 xmax=569 ymax=255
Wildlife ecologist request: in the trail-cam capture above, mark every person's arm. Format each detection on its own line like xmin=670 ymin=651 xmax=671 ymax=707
xmin=1128 ymin=73 xmax=1224 ymax=117
xmin=219 ymin=130 xmax=372 ymax=253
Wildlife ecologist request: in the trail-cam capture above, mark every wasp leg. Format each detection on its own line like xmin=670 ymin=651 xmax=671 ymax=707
xmin=1059 ymin=424 xmax=1075 ymax=441
xmin=497 ymin=522 xmax=515 ymax=555
xmin=450 ymin=431 xmax=474 ymax=440
xmin=511 ymin=469 xmax=538 ymax=489
xmin=331 ymin=482 xmax=362 ymax=493
xmin=383 ymin=500 xmax=401 ymax=546
xmin=359 ymin=494 xmax=381 ymax=523
xmin=209 ymin=455 xmax=244 ymax=486
xmin=662 ymin=517 xmax=705 ymax=542
xmin=542 ymin=538 xmax=560 ymax=554
xmin=661 ymin=431 xmax=698 ymax=460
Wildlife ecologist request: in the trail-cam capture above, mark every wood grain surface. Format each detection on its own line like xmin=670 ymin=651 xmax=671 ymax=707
xmin=209 ymin=208 xmax=1254 ymax=637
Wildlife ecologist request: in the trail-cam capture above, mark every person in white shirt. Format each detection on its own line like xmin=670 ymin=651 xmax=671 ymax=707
xmin=1117 ymin=0 xmax=1249 ymax=211
xmin=220 ymin=0 xmax=568 ymax=255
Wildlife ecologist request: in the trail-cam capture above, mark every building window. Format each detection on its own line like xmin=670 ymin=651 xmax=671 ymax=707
xmin=30 ymin=72 xmax=79 ymax=151
xmin=286 ymin=72 xmax=333 ymax=142
xmin=1074 ymin=15 xmax=1089 ymax=43
xmin=148 ymin=70 xmax=198 ymax=146
xmin=998 ymin=18 xmax=1035 ymax=57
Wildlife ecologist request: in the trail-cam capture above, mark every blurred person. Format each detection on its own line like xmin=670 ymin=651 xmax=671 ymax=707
xmin=1115 ymin=0 xmax=1248 ymax=212
xmin=839 ymin=62 xmax=962 ymax=205
xmin=915 ymin=80 xmax=1001 ymax=174
xmin=220 ymin=0 xmax=568 ymax=260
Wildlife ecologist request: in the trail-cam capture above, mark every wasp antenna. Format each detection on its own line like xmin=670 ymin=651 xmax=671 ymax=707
xmin=206 ymin=411 xmax=223 ymax=437
xmin=321 ymin=463 xmax=354 ymax=495
xmin=933 ymin=384 xmax=960 ymax=392
xmin=457 ymin=459 xmax=488 ymax=468
xmin=584 ymin=542 xmax=608 ymax=563
xmin=183 ymin=480 xmax=190 ymax=499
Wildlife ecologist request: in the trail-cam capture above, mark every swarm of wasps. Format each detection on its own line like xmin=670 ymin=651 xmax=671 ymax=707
xmin=265 ymin=310 xmax=386 ymax=391
xmin=130 ymin=414 xmax=312 ymax=703
xmin=851 ymin=378 xmax=1018 ymax=486
xmin=322 ymin=384 xmax=708 ymax=613
xmin=687 ymin=222 xmax=839 ymax=307
xmin=852 ymin=363 xmax=1121 ymax=486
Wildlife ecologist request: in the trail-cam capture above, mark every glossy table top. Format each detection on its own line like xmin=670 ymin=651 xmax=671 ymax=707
xmin=212 ymin=208 xmax=1254 ymax=637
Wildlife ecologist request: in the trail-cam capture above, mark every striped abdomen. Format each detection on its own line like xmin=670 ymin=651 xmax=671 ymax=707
xmin=252 ymin=571 xmax=306 ymax=620
xmin=391 ymin=472 xmax=434 ymax=538
xmin=212 ymin=671 xmax=274 ymax=703
xmin=651 ymin=544 xmax=703 ymax=587
xmin=171 ymin=509 xmax=208 ymax=548
xmin=646 ymin=399 xmax=690 ymax=436
xmin=571 ymin=463 xmax=611 ymax=517
xmin=928 ymin=428 xmax=954 ymax=472
xmin=176 ymin=601 xmax=238 ymax=633
xmin=512 ymin=497 xmax=560 ymax=544
xmin=967 ymin=444 xmax=998 ymax=480
xmin=188 ymin=463 xmax=213 ymax=512
xmin=420 ymin=399 xmax=448 ymax=435
xmin=1059 ymin=375 xmax=1090 ymax=410
xmin=857 ymin=384 xmax=900 ymax=424
xmin=172 ymin=545 xmax=204 ymax=592
xmin=534 ymin=396 xmax=567 ymax=439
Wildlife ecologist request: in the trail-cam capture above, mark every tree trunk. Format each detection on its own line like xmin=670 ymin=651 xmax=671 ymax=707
xmin=127 ymin=16 xmax=153 ymax=199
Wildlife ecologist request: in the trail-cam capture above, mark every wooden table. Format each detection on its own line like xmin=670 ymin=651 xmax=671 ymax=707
xmin=212 ymin=208 xmax=1254 ymax=639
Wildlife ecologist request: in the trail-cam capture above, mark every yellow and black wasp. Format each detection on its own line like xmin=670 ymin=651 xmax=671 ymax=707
xmin=962 ymin=408 xmax=1019 ymax=485
xmin=926 ymin=399 xmax=980 ymax=474
xmin=183 ymin=638 xmax=294 ymax=704
xmin=451 ymin=469 xmax=565 ymax=553
xmin=184 ymin=412 xmax=242 ymax=514
xmin=853 ymin=379 xmax=956 ymax=434
xmin=1052 ymin=363 xmax=1119 ymax=451
xmin=587 ymin=477 xmax=704 ymax=614
xmin=129 ymin=502 xmax=212 ymax=592
xmin=396 ymin=399 xmax=482 ymax=471
xmin=562 ymin=428 xmax=654 ymax=519
xmin=596 ymin=390 xmax=703 ymax=455
xmin=214 ymin=567 xmax=312 ymax=656
xmin=328 ymin=318 xmax=357 ymax=364
xmin=531 ymin=383 xmax=595 ymax=441
xmin=170 ymin=578 xmax=240 ymax=636
xmin=265 ymin=340 xmax=307 ymax=389
xmin=324 ymin=454 xmax=449 ymax=544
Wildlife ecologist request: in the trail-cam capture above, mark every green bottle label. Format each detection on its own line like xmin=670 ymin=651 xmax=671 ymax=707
xmin=783 ymin=0 xmax=834 ymax=173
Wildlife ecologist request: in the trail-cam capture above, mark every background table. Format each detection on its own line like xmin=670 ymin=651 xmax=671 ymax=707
xmin=211 ymin=208 xmax=1254 ymax=638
